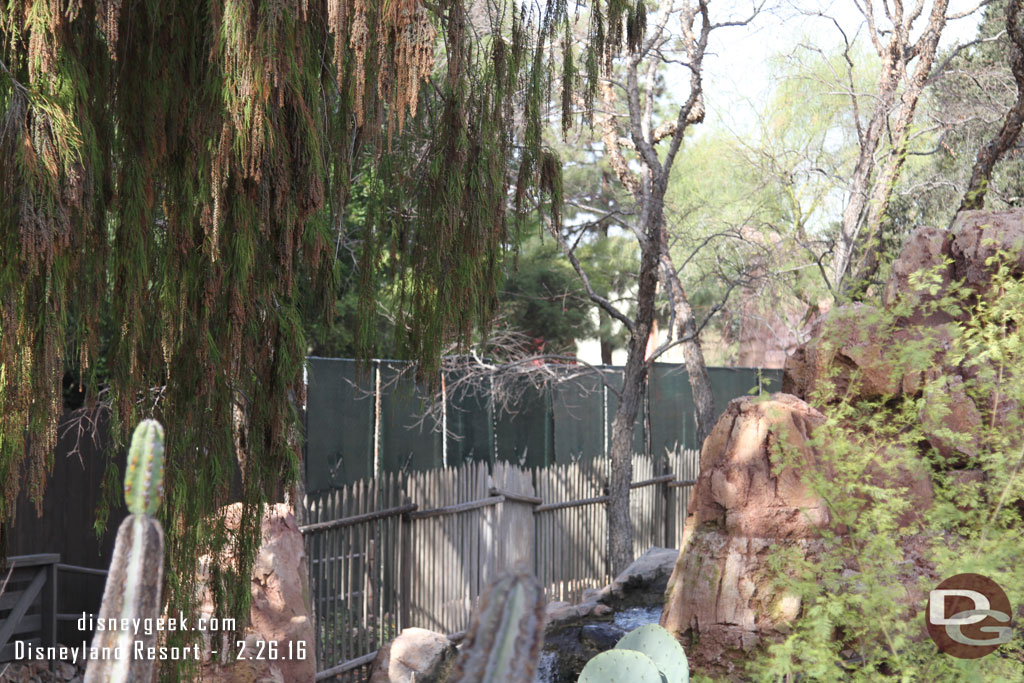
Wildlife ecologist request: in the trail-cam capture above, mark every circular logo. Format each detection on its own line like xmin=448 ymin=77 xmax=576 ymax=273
xmin=926 ymin=573 xmax=1013 ymax=659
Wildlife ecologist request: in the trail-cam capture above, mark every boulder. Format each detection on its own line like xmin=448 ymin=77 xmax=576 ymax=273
xmin=882 ymin=225 xmax=956 ymax=326
xmin=199 ymin=504 xmax=316 ymax=683
xmin=599 ymin=546 xmax=679 ymax=607
xmin=368 ymin=628 xmax=456 ymax=683
xmin=859 ymin=447 xmax=935 ymax=529
xmin=782 ymin=305 xmax=902 ymax=402
xmin=785 ymin=212 xmax=1024 ymax=408
xmin=949 ymin=209 xmax=1024 ymax=289
xmin=660 ymin=394 xmax=940 ymax=673
xmin=686 ymin=394 xmax=829 ymax=538
xmin=545 ymin=600 xmax=604 ymax=626
xmin=919 ymin=373 xmax=982 ymax=463
xmin=661 ymin=395 xmax=829 ymax=670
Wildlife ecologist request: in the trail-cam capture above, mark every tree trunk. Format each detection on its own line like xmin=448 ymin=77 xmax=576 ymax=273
xmin=832 ymin=49 xmax=899 ymax=294
xmin=606 ymin=206 xmax=661 ymax=577
xmin=600 ymin=332 xmax=614 ymax=365
xmin=659 ymin=253 xmax=715 ymax=448
xmin=959 ymin=2 xmax=1024 ymax=212
xmin=834 ymin=1 xmax=951 ymax=298
xmin=607 ymin=346 xmax=646 ymax=576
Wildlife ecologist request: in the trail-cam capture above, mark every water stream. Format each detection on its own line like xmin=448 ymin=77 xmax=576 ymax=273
xmin=533 ymin=605 xmax=662 ymax=682
xmin=612 ymin=605 xmax=662 ymax=631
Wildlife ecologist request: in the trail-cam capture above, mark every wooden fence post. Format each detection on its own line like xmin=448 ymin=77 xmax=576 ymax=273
xmin=399 ymin=502 xmax=412 ymax=633
xmin=42 ymin=560 xmax=57 ymax=651
xmin=662 ymin=457 xmax=673 ymax=548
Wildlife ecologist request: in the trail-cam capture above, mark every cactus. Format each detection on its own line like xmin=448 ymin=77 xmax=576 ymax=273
xmin=577 ymin=623 xmax=689 ymax=683
xmin=450 ymin=571 xmax=547 ymax=683
xmin=578 ymin=649 xmax=665 ymax=683
xmin=85 ymin=420 xmax=167 ymax=683
xmin=123 ymin=418 xmax=166 ymax=515
xmin=614 ymin=624 xmax=688 ymax=683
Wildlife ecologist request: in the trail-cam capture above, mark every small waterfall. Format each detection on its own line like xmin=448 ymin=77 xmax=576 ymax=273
xmin=533 ymin=650 xmax=558 ymax=683
xmin=612 ymin=606 xmax=661 ymax=631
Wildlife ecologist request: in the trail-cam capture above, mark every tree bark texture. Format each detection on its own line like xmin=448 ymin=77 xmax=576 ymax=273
xmin=959 ymin=1 xmax=1024 ymax=212
xmin=834 ymin=0 xmax=951 ymax=299
xmin=607 ymin=230 xmax=660 ymax=576
xmin=660 ymin=252 xmax=716 ymax=448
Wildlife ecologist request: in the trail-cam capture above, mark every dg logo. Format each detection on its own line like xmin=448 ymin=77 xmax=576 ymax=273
xmin=926 ymin=573 xmax=1013 ymax=659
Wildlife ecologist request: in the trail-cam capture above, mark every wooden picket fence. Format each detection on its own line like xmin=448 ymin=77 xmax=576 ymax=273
xmin=301 ymin=450 xmax=700 ymax=681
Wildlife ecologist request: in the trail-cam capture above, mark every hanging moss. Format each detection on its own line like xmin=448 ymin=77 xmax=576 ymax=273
xmin=0 ymin=0 xmax=640 ymax=676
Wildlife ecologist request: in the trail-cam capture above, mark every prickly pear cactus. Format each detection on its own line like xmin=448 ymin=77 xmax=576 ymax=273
xmin=84 ymin=420 xmax=167 ymax=683
xmin=577 ymin=649 xmax=665 ymax=683
xmin=450 ymin=572 xmax=547 ymax=683
xmin=615 ymin=623 xmax=689 ymax=683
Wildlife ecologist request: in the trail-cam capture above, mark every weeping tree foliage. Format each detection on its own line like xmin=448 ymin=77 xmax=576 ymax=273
xmin=0 ymin=0 xmax=649 ymax=668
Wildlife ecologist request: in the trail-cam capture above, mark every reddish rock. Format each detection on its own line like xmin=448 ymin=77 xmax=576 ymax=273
xmin=949 ymin=209 xmax=1024 ymax=289
xmin=883 ymin=225 xmax=956 ymax=326
xmin=780 ymin=343 xmax=811 ymax=397
xmin=919 ymin=374 xmax=982 ymax=463
xmin=860 ymin=447 xmax=935 ymax=528
xmin=199 ymin=504 xmax=316 ymax=683
xmin=688 ymin=394 xmax=829 ymax=538
xmin=661 ymin=395 xmax=939 ymax=672
xmin=661 ymin=395 xmax=828 ymax=670
xmin=782 ymin=305 xmax=902 ymax=402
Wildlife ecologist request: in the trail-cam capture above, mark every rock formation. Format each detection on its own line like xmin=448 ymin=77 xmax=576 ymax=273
xmin=659 ymin=395 xmax=828 ymax=669
xmin=199 ymin=503 xmax=316 ymax=683
xmin=662 ymin=210 xmax=1024 ymax=675
xmin=369 ymin=628 xmax=457 ymax=683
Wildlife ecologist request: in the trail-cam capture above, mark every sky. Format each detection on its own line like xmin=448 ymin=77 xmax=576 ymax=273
xmin=578 ymin=0 xmax=988 ymax=365
xmin=689 ymin=0 xmax=986 ymax=134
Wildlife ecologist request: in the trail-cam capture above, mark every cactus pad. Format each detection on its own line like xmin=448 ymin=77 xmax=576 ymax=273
xmin=578 ymin=649 xmax=666 ymax=683
xmin=614 ymin=623 xmax=689 ymax=683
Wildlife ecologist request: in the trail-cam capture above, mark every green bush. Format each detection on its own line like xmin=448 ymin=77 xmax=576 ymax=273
xmin=747 ymin=254 xmax=1024 ymax=681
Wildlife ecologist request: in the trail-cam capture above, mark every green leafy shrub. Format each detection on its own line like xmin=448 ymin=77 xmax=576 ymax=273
xmin=746 ymin=254 xmax=1024 ymax=681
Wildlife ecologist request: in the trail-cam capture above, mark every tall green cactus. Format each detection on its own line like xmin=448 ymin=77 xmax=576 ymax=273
xmin=124 ymin=419 xmax=166 ymax=515
xmin=450 ymin=572 xmax=547 ymax=683
xmin=84 ymin=420 xmax=167 ymax=683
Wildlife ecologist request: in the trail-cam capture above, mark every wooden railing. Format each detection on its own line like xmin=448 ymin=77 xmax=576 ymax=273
xmin=0 ymin=554 xmax=58 ymax=662
xmin=301 ymin=450 xmax=701 ymax=681
xmin=0 ymin=555 xmax=109 ymax=664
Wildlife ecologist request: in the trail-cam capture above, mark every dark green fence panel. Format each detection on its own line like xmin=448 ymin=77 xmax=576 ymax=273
xmin=603 ymin=367 xmax=646 ymax=455
xmin=649 ymin=364 xmax=694 ymax=454
xmin=379 ymin=362 xmax=443 ymax=472
xmin=444 ymin=372 xmax=494 ymax=467
xmin=552 ymin=370 xmax=604 ymax=463
xmin=305 ymin=358 xmax=375 ymax=492
xmin=494 ymin=379 xmax=552 ymax=467
xmin=759 ymin=368 xmax=784 ymax=393
xmin=708 ymin=367 xmax=762 ymax=418
xmin=305 ymin=358 xmax=786 ymax=488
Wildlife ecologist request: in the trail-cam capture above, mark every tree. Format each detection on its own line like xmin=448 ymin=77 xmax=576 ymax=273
xmin=959 ymin=0 xmax=1024 ymax=210
xmin=547 ymin=0 xmax=757 ymax=573
xmin=500 ymin=235 xmax=598 ymax=355
xmin=0 ymin=0 xmax=638 ymax=661
xmin=817 ymin=0 xmax=981 ymax=298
